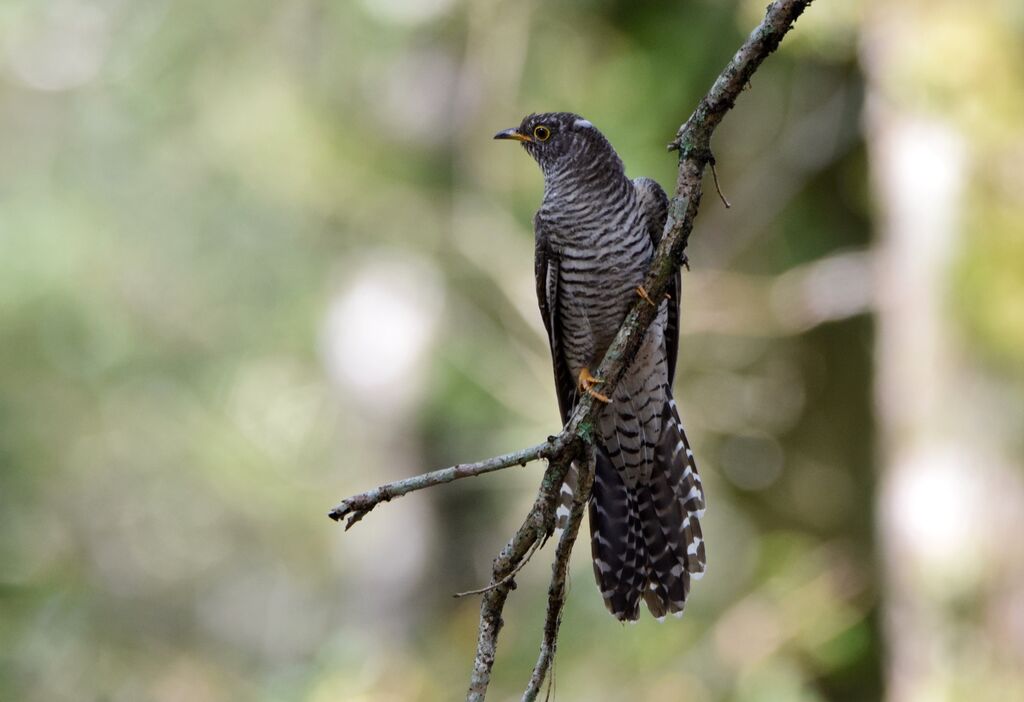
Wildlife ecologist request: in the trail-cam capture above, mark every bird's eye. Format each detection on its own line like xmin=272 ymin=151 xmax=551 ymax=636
xmin=533 ymin=125 xmax=551 ymax=142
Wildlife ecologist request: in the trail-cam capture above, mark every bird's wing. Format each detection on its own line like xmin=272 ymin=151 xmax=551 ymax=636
xmin=535 ymin=213 xmax=578 ymax=425
xmin=633 ymin=177 xmax=679 ymax=384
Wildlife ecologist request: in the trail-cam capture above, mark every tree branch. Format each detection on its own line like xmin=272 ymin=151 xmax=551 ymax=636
xmin=328 ymin=1 xmax=814 ymax=698
xmin=328 ymin=435 xmax=571 ymax=529
xmin=523 ymin=444 xmax=596 ymax=702
xmin=467 ymin=441 xmax=580 ymax=702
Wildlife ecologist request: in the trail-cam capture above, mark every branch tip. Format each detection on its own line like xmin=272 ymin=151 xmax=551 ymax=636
xmin=709 ymin=157 xmax=732 ymax=209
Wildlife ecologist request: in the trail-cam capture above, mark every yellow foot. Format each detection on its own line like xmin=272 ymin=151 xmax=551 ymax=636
xmin=636 ymin=286 xmax=656 ymax=306
xmin=578 ymin=367 xmax=611 ymax=404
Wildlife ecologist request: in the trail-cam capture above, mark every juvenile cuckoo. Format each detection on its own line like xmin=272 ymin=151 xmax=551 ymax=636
xmin=495 ymin=112 xmax=706 ymax=621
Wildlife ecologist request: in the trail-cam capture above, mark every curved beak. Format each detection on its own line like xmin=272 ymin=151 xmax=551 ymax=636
xmin=494 ymin=128 xmax=532 ymax=143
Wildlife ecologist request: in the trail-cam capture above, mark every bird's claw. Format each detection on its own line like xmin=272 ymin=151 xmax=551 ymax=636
xmin=578 ymin=367 xmax=611 ymax=404
xmin=636 ymin=286 xmax=656 ymax=306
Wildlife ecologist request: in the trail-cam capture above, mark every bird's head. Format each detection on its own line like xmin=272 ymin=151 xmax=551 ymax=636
xmin=494 ymin=112 xmax=617 ymax=176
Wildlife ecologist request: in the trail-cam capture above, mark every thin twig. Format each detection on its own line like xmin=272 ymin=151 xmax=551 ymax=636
xmin=454 ymin=539 xmax=545 ymax=598
xmin=522 ymin=446 xmax=595 ymax=702
xmin=328 ymin=435 xmax=569 ymax=529
xmin=710 ymin=158 xmax=732 ymax=209
xmin=467 ymin=443 xmax=581 ymax=701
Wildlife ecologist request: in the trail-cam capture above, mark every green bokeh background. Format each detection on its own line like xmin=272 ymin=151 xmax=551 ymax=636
xmin=1 ymin=1 xmax=1021 ymax=700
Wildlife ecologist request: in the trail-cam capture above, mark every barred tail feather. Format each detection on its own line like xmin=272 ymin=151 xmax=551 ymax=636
xmin=588 ymin=391 xmax=707 ymax=621
xmin=555 ymin=462 xmax=579 ymax=529
xmin=636 ymin=479 xmax=687 ymax=619
xmin=589 ymin=450 xmax=646 ymax=621
xmin=666 ymin=394 xmax=707 ymax=581
xmin=642 ymin=392 xmax=706 ymax=620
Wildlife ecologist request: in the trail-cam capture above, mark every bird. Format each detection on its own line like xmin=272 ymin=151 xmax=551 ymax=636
xmin=495 ymin=112 xmax=706 ymax=621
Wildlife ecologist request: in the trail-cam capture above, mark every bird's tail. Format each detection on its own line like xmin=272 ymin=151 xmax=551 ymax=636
xmin=588 ymin=392 xmax=706 ymax=621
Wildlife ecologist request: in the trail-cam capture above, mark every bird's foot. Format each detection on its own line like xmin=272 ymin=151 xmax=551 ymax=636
xmin=636 ymin=286 xmax=656 ymax=306
xmin=578 ymin=367 xmax=610 ymax=404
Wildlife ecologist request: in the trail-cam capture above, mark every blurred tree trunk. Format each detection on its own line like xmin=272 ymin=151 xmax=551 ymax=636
xmin=862 ymin=4 xmax=1024 ymax=701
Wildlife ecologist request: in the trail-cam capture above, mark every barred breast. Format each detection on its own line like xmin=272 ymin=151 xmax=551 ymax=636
xmin=540 ymin=170 xmax=656 ymax=379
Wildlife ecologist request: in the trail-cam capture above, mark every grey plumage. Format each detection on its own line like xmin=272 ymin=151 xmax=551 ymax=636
xmin=496 ymin=113 xmax=707 ymax=621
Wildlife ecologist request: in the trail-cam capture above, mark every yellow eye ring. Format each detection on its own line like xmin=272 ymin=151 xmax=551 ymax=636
xmin=533 ymin=125 xmax=551 ymax=142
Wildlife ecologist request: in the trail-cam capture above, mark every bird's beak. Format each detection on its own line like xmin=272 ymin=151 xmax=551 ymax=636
xmin=494 ymin=128 xmax=532 ymax=143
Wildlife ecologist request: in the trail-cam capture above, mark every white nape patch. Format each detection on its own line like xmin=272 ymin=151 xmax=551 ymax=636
xmin=574 ymin=118 xmax=594 ymax=129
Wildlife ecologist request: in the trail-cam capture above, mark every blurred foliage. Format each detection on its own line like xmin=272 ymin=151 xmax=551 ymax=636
xmin=0 ymin=0 xmax=1020 ymax=701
